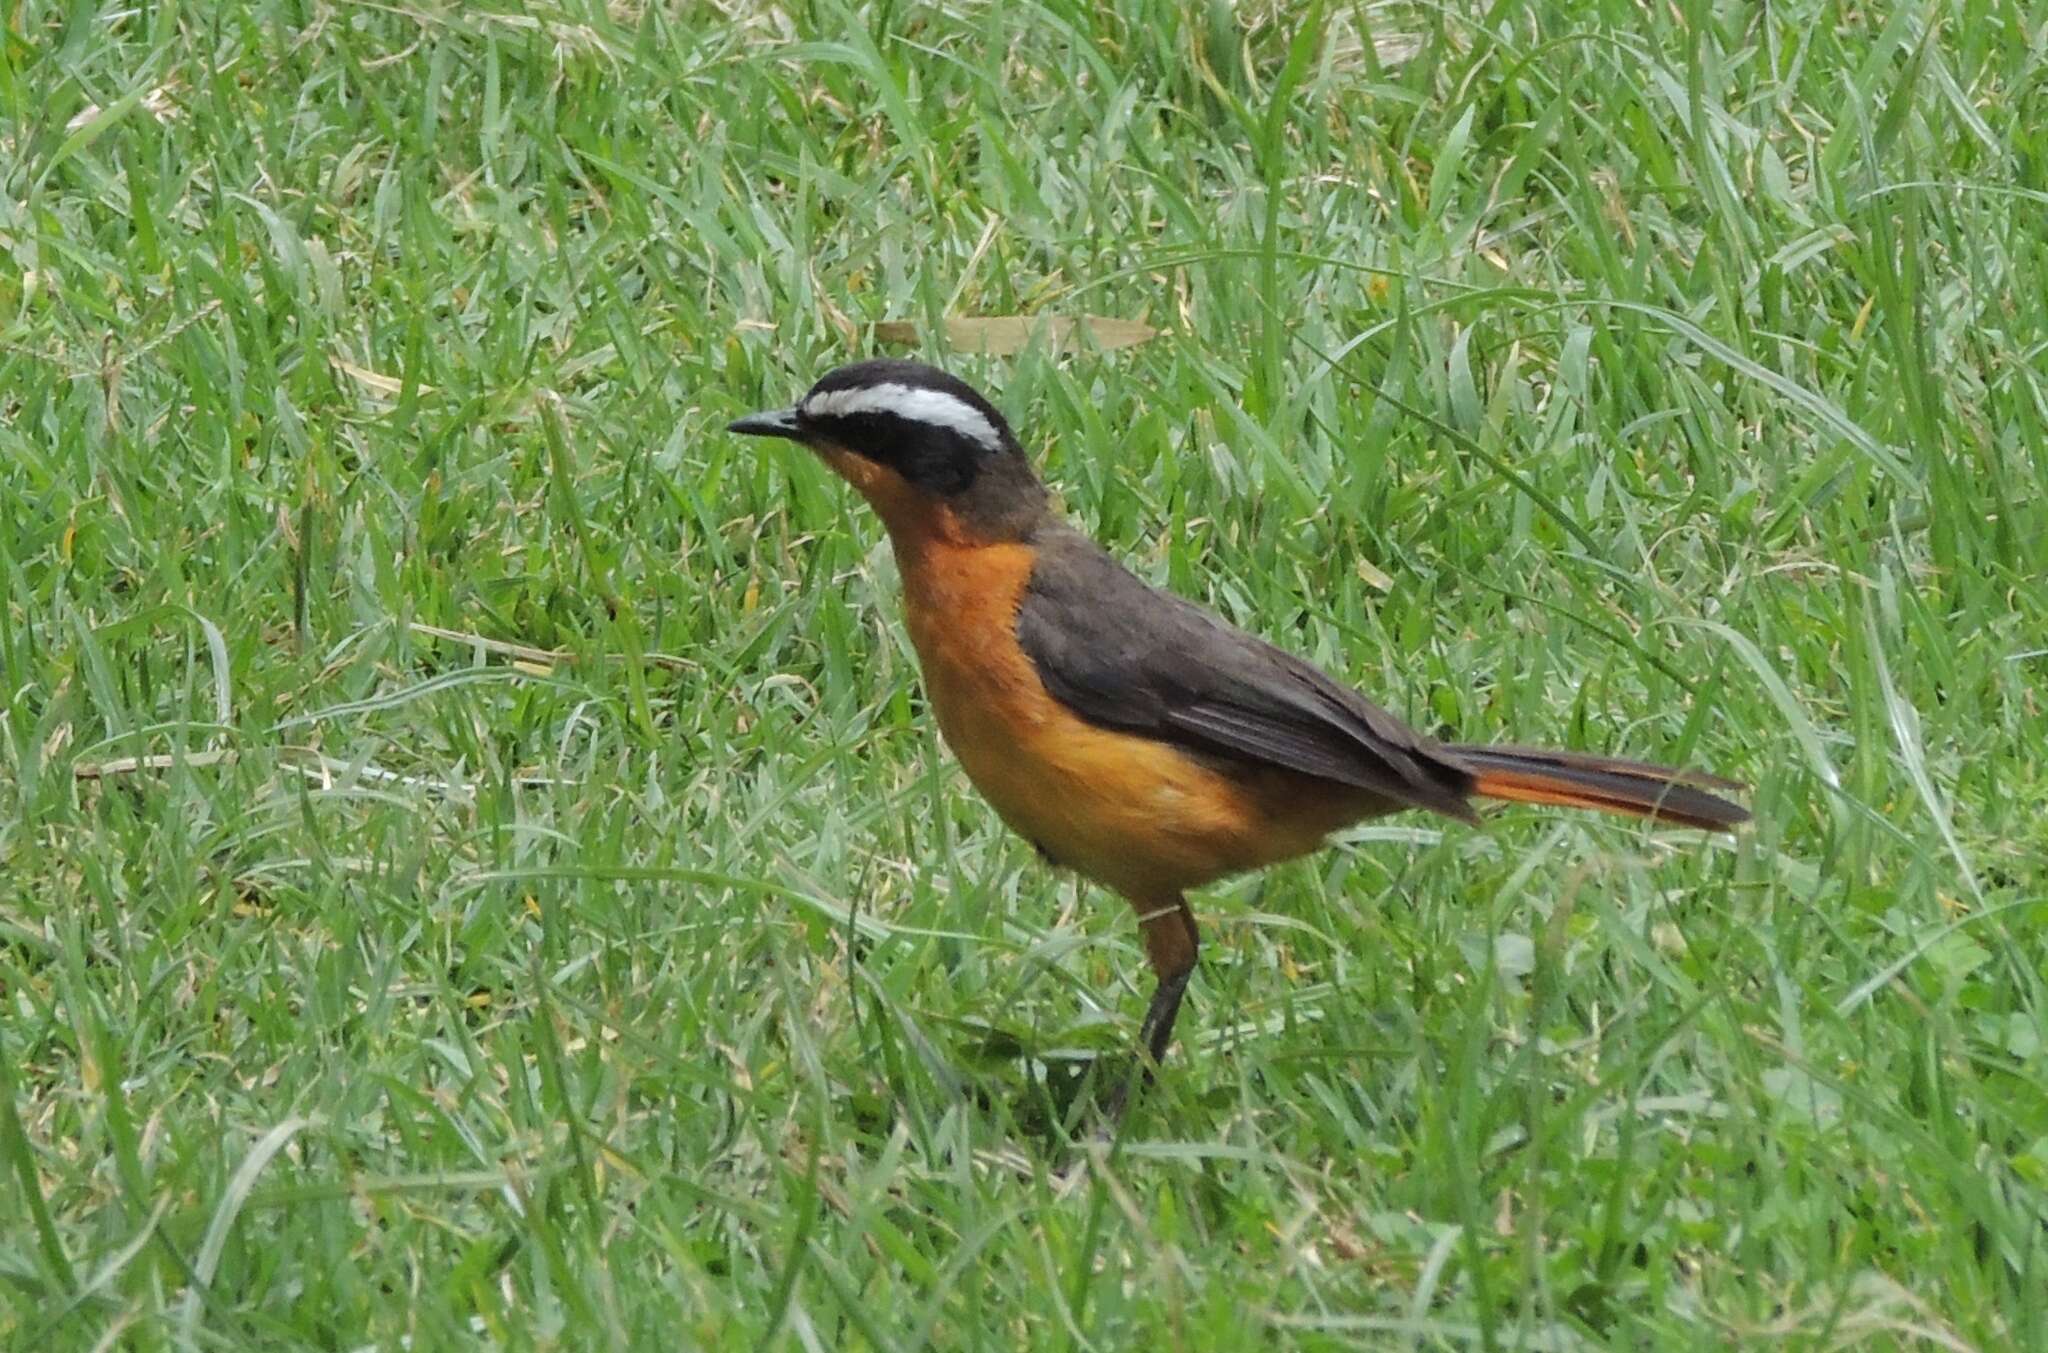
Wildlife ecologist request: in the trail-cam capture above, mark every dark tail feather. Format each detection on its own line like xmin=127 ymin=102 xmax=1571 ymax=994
xmin=1448 ymin=744 xmax=1750 ymax=832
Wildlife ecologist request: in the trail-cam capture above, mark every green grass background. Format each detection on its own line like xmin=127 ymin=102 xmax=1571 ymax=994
xmin=4 ymin=1 xmax=2045 ymax=1347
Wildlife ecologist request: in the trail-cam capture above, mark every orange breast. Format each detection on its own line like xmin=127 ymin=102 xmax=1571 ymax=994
xmin=895 ymin=532 xmax=1364 ymax=898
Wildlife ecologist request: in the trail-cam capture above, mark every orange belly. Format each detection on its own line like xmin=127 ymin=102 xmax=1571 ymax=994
xmin=896 ymin=535 xmax=1373 ymax=898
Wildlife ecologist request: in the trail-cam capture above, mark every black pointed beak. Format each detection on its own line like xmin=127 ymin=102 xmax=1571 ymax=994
xmin=727 ymin=407 xmax=803 ymax=440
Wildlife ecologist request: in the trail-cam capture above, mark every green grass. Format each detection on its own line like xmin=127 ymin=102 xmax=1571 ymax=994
xmin=4 ymin=0 xmax=2045 ymax=1347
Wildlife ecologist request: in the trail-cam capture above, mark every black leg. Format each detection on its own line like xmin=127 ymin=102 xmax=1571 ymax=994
xmin=1098 ymin=895 xmax=1199 ymax=1126
xmin=1138 ymin=965 xmax=1194 ymax=1068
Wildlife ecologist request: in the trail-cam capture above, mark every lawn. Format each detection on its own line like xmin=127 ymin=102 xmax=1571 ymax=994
xmin=3 ymin=1 xmax=2045 ymax=1347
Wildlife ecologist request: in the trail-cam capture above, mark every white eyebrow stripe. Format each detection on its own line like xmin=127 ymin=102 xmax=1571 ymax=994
xmin=800 ymin=383 xmax=1002 ymax=451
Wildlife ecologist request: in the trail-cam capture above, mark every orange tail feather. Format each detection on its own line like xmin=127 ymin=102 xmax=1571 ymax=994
xmin=1450 ymin=744 xmax=1750 ymax=832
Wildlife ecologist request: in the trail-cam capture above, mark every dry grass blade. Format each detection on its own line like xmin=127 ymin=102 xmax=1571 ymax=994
xmin=872 ymin=315 xmax=1160 ymax=355
xmin=74 ymin=749 xmax=240 ymax=778
xmin=409 ymin=622 xmax=699 ymax=672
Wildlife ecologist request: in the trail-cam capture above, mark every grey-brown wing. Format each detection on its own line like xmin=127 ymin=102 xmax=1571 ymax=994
xmin=1014 ymin=526 xmax=1477 ymax=821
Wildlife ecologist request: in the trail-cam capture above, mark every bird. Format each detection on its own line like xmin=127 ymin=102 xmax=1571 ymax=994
xmin=730 ymin=358 xmax=1747 ymax=1117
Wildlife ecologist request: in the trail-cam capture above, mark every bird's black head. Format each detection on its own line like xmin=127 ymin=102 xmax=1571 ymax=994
xmin=730 ymin=360 xmax=1048 ymax=539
